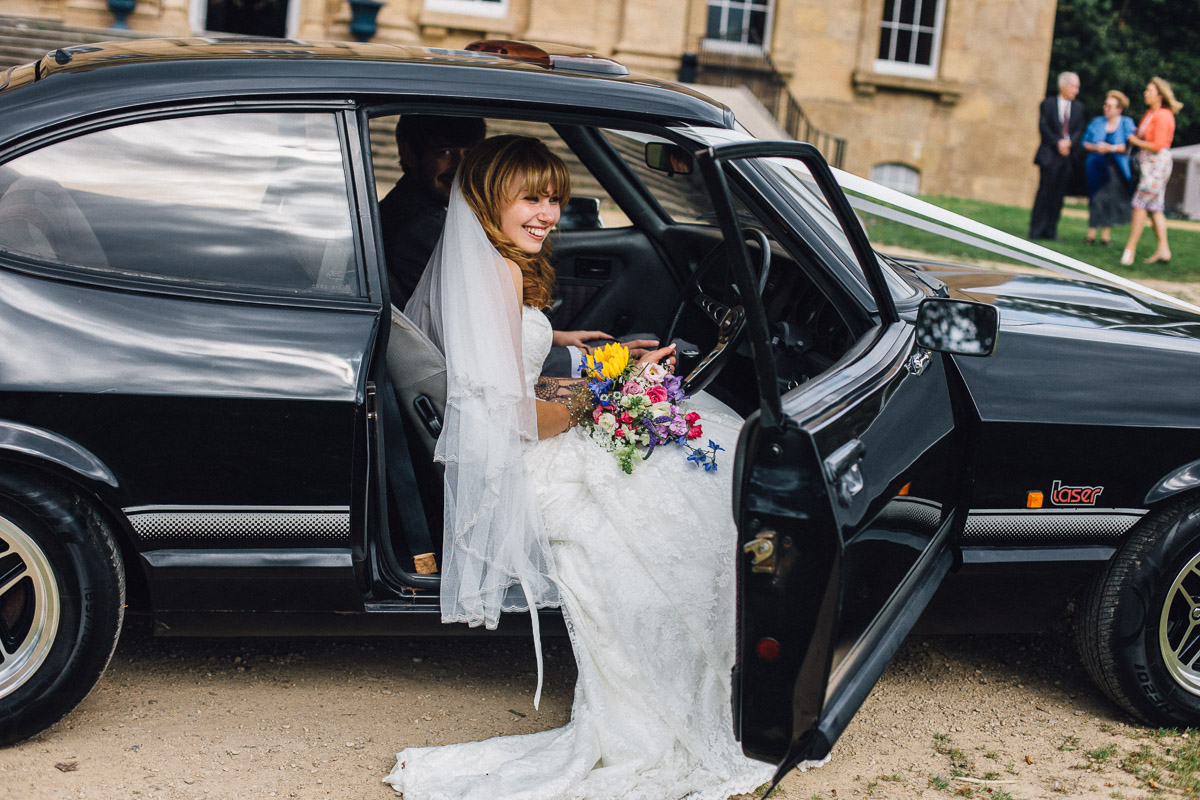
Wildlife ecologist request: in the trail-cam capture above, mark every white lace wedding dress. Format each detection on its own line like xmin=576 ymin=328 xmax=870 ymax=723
xmin=384 ymin=307 xmax=776 ymax=799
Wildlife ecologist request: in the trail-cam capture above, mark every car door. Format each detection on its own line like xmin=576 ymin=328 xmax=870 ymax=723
xmin=0 ymin=107 xmax=378 ymax=616
xmin=696 ymin=142 xmax=976 ymax=784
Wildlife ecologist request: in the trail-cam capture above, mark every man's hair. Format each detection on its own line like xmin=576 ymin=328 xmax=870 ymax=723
xmin=1058 ymin=71 xmax=1080 ymax=90
xmin=395 ymin=114 xmax=486 ymax=155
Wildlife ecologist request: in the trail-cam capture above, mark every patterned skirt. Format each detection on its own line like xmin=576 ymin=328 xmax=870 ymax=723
xmin=1133 ymin=148 xmax=1173 ymax=213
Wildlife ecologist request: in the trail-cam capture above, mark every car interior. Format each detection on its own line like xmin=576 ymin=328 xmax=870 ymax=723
xmin=367 ymin=111 xmax=869 ymax=590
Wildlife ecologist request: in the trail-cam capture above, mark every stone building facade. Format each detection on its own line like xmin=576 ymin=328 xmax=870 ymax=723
xmin=12 ymin=0 xmax=1057 ymax=205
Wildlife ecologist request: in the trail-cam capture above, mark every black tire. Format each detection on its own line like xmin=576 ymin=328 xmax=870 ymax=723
xmin=0 ymin=470 xmax=124 ymax=745
xmin=1076 ymin=496 xmax=1200 ymax=726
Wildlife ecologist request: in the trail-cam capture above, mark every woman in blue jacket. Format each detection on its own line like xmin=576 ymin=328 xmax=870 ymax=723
xmin=1083 ymin=90 xmax=1136 ymax=246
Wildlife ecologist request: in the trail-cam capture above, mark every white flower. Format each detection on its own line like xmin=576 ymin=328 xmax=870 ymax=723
xmin=596 ymin=412 xmax=618 ymax=434
xmin=648 ymin=401 xmax=672 ymax=419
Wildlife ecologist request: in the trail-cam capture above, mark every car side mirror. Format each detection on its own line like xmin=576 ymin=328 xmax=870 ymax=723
xmin=914 ymin=298 xmax=998 ymax=356
xmin=645 ymin=142 xmax=694 ymax=175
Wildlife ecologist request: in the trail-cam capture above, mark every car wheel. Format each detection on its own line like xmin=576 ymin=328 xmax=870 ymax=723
xmin=0 ymin=471 xmax=124 ymax=745
xmin=1076 ymin=496 xmax=1200 ymax=726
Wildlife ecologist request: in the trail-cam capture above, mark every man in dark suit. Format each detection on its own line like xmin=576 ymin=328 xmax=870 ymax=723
xmin=1029 ymin=71 xmax=1084 ymax=240
xmin=379 ymin=114 xmax=487 ymax=309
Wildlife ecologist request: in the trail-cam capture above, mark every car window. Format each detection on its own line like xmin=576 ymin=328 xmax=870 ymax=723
xmin=0 ymin=112 xmax=361 ymax=296
xmin=370 ymin=117 xmax=629 ymax=227
xmin=599 ymin=128 xmax=717 ymax=225
xmin=753 ymin=157 xmax=917 ymax=302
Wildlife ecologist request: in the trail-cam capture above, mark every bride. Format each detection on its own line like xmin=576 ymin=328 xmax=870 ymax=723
xmin=386 ymin=134 xmax=782 ymax=799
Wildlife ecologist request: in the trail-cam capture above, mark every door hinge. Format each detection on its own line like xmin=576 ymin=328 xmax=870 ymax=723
xmin=366 ymin=381 xmax=378 ymax=421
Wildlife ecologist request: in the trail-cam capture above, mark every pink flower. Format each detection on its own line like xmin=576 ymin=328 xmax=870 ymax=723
xmin=687 ymin=424 xmax=703 ymax=440
xmin=622 ymin=379 xmax=646 ymax=397
xmin=685 ymin=411 xmax=700 ymax=424
xmin=593 ymin=405 xmax=605 ymax=423
xmin=619 ymin=412 xmax=633 ymax=424
xmin=645 ymin=385 xmax=668 ymax=404
xmin=642 ymin=363 xmax=667 ymax=383
xmin=614 ymin=429 xmax=625 ymax=439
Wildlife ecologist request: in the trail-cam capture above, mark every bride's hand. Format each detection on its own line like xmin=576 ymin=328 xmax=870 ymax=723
xmin=552 ymin=330 xmax=613 ymax=352
xmin=637 ymin=342 xmax=677 ymax=373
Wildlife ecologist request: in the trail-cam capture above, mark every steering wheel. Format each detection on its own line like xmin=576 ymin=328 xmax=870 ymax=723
xmin=662 ymin=227 xmax=771 ymax=395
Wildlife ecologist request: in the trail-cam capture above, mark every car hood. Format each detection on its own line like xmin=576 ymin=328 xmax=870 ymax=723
xmin=912 ymin=262 xmax=1200 ymax=341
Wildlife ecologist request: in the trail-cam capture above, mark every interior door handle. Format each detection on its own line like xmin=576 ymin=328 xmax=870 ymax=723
xmin=576 ymin=256 xmax=612 ymax=280
xmin=824 ymin=438 xmax=866 ymax=506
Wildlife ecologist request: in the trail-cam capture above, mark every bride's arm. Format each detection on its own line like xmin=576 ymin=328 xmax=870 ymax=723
xmin=534 ymin=376 xmax=584 ymax=439
xmin=502 ymin=257 xmax=578 ymax=440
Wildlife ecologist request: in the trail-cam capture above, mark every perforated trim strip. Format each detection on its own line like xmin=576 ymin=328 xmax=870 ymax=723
xmin=962 ymin=509 xmax=1144 ymax=544
xmin=124 ymin=506 xmax=351 ymax=546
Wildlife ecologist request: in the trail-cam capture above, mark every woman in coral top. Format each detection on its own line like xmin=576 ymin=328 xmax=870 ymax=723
xmin=1121 ymin=76 xmax=1183 ymax=265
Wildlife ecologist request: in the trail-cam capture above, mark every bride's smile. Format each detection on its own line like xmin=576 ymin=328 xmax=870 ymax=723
xmin=500 ymin=179 xmax=560 ymax=253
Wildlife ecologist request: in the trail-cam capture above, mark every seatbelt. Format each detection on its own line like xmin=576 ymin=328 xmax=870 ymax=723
xmin=379 ymin=372 xmax=438 ymax=574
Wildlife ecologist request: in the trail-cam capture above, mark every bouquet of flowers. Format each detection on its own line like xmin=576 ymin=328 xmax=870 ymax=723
xmin=572 ymin=342 xmax=723 ymax=474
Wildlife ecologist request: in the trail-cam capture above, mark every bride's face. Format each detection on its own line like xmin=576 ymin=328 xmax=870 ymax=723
xmin=499 ymin=176 xmax=561 ymax=254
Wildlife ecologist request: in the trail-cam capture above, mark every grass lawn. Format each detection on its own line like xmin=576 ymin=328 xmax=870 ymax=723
xmin=915 ymin=195 xmax=1200 ymax=283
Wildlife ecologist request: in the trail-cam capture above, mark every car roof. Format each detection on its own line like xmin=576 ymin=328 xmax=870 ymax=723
xmin=0 ymin=38 xmax=734 ymax=144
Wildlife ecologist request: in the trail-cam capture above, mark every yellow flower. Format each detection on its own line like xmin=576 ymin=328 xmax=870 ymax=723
xmin=584 ymin=341 xmax=630 ymax=380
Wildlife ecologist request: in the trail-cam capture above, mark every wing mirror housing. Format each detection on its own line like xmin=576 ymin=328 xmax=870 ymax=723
xmin=645 ymin=142 xmax=694 ymax=175
xmin=914 ymin=298 xmax=998 ymax=356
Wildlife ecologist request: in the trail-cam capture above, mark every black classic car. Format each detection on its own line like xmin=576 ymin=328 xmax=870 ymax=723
xmin=0 ymin=37 xmax=1199 ymax=781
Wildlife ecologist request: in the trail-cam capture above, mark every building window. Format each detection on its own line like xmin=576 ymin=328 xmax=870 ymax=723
xmin=704 ymin=0 xmax=774 ymax=53
xmin=875 ymin=0 xmax=945 ymax=79
xmin=424 ymin=0 xmax=507 ymax=18
xmin=870 ymin=162 xmax=921 ymax=195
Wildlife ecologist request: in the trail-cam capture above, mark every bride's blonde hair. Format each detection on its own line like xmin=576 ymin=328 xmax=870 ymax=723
xmin=459 ymin=135 xmax=572 ymax=310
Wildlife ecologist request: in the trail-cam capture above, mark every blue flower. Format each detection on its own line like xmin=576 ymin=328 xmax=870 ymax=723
xmin=687 ymin=450 xmax=707 ymax=466
xmin=704 ymin=461 xmax=717 ymax=471
xmin=709 ymin=440 xmax=725 ymax=452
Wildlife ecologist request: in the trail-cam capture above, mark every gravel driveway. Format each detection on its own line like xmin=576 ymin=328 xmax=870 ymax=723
xmin=0 ymin=612 xmax=1185 ymax=800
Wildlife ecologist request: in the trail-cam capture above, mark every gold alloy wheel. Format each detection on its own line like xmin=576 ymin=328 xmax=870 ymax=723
xmin=1159 ymin=554 xmax=1200 ymax=696
xmin=0 ymin=515 xmax=60 ymax=699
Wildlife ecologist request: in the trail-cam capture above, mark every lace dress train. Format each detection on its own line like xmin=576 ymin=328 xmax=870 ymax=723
xmin=384 ymin=308 xmax=774 ymax=799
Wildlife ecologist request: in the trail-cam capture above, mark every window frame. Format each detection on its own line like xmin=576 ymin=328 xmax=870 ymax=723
xmin=423 ymin=0 xmax=508 ymax=19
xmin=873 ymin=0 xmax=946 ymax=80
xmin=702 ymin=0 xmax=775 ymax=55
xmin=0 ymin=102 xmax=374 ymax=308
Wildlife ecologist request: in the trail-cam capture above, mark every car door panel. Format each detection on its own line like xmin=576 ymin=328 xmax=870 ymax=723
xmin=552 ymin=228 xmax=676 ymax=337
xmin=696 ymin=141 xmax=968 ymax=780
xmin=735 ymin=321 xmax=958 ymax=765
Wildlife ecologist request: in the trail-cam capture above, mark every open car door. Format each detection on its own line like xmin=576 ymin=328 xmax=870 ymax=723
xmin=694 ymin=142 xmax=997 ymax=787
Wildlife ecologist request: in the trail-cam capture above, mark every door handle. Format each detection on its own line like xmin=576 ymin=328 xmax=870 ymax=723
xmin=576 ymin=256 xmax=612 ymax=280
xmin=824 ymin=438 xmax=865 ymax=507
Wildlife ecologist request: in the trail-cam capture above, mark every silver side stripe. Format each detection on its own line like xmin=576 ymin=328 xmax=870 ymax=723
xmin=962 ymin=508 xmax=1145 ymax=543
xmin=123 ymin=505 xmax=351 ymax=543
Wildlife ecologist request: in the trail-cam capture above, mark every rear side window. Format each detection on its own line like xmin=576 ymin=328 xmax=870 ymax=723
xmin=0 ymin=112 xmax=361 ymax=296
